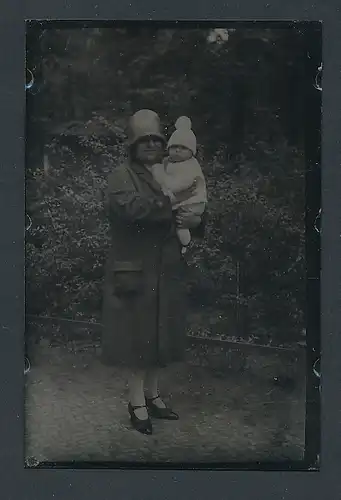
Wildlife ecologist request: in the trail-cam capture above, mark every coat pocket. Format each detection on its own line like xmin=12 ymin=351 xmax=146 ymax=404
xmin=112 ymin=261 xmax=144 ymax=296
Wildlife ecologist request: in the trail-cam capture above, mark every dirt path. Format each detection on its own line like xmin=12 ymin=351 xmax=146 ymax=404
xmin=25 ymin=345 xmax=305 ymax=465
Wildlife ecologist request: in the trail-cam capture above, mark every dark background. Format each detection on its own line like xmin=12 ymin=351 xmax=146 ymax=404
xmin=25 ymin=24 xmax=315 ymax=348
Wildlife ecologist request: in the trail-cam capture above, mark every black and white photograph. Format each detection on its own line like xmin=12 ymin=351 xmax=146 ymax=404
xmin=25 ymin=22 xmax=321 ymax=466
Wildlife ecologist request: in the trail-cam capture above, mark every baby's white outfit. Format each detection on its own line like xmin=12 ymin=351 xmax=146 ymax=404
xmin=152 ymin=157 xmax=207 ymax=247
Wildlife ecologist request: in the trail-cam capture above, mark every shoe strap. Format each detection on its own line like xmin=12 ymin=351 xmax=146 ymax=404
xmin=146 ymin=394 xmax=161 ymax=402
xmin=130 ymin=403 xmax=147 ymax=410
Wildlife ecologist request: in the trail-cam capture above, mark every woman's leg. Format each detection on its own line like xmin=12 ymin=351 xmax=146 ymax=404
xmin=129 ymin=370 xmax=148 ymax=419
xmin=144 ymin=369 xmax=179 ymax=420
xmin=144 ymin=368 xmax=167 ymax=408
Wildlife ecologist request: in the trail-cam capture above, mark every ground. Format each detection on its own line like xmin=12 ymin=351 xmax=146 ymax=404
xmin=25 ymin=342 xmax=305 ymax=466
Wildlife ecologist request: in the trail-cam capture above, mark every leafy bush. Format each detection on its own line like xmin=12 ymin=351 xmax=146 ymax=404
xmin=26 ymin=26 xmax=308 ymax=347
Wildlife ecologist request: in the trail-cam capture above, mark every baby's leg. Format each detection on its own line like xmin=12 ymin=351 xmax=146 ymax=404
xmin=188 ymin=202 xmax=206 ymax=217
xmin=176 ymin=206 xmax=192 ymax=249
xmin=178 ymin=203 xmax=205 ymax=253
xmin=177 ymin=228 xmax=191 ymax=247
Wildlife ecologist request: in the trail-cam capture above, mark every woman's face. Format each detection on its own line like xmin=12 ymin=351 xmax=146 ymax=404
xmin=135 ymin=137 xmax=164 ymax=165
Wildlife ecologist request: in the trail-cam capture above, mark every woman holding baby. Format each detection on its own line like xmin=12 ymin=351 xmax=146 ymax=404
xmin=102 ymin=109 xmax=207 ymax=435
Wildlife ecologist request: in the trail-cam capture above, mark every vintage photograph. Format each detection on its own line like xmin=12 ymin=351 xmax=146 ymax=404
xmin=25 ymin=23 xmax=320 ymax=466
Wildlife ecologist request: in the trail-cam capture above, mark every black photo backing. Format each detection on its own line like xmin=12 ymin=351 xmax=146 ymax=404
xmin=0 ymin=1 xmax=340 ymax=499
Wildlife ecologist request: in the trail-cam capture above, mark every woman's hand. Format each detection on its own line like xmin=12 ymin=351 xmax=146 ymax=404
xmin=176 ymin=213 xmax=202 ymax=229
xmin=174 ymin=178 xmax=198 ymax=204
xmin=161 ymin=187 xmax=177 ymax=204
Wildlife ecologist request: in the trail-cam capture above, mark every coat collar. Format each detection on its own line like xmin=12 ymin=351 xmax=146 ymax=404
xmin=130 ymin=160 xmax=163 ymax=194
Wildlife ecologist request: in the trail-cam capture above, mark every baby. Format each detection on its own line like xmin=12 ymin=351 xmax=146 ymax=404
xmin=152 ymin=116 xmax=207 ymax=252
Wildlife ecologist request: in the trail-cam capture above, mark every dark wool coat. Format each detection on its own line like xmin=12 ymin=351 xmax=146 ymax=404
xmin=101 ymin=160 xmax=188 ymax=368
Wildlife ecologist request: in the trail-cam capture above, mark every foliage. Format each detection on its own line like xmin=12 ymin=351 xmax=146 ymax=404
xmin=26 ymin=25 xmax=309 ymax=347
